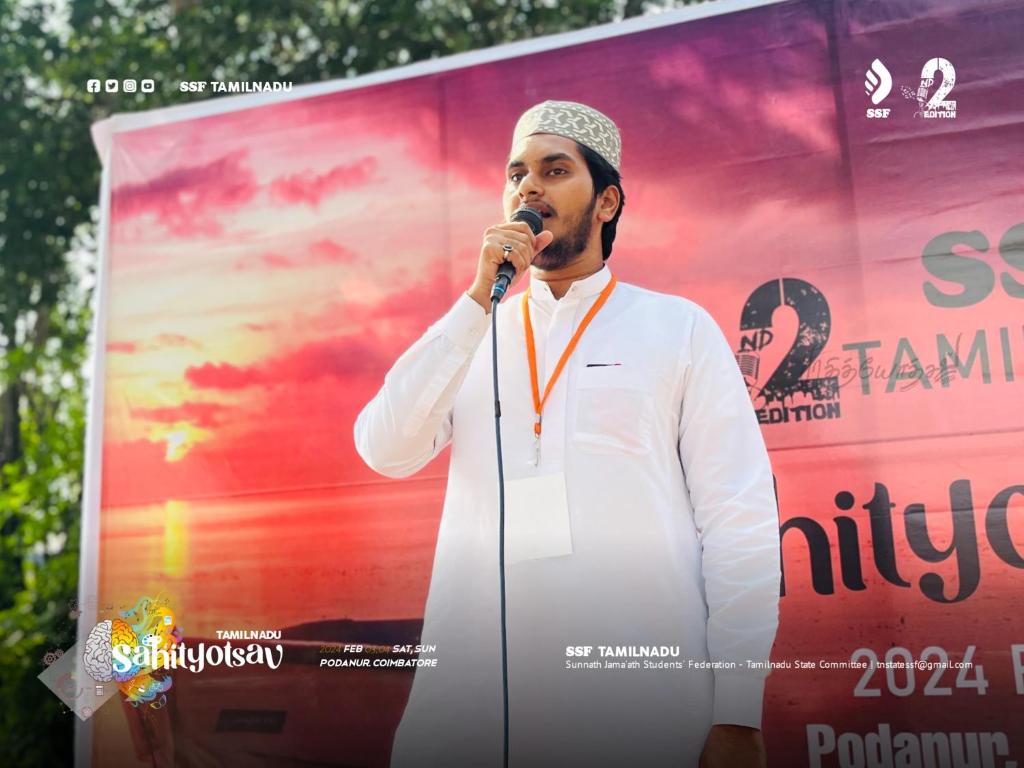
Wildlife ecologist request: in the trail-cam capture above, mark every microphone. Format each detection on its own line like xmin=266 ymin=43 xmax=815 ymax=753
xmin=490 ymin=205 xmax=544 ymax=303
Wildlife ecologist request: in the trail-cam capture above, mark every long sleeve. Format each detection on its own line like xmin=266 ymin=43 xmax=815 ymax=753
xmin=677 ymin=306 xmax=782 ymax=729
xmin=354 ymin=293 xmax=489 ymax=479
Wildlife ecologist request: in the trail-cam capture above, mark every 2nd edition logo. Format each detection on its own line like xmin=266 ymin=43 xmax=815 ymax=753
xmin=865 ymin=57 xmax=958 ymax=119
xmin=87 ymin=78 xmax=155 ymax=94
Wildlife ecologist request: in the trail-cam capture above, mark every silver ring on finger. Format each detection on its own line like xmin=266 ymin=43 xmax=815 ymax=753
xmin=502 ymin=242 xmax=514 ymax=255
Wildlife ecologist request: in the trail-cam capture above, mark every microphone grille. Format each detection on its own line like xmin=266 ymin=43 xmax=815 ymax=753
xmin=510 ymin=206 xmax=544 ymax=235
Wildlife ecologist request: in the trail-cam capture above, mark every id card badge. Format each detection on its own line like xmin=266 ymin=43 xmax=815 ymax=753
xmin=505 ymin=472 xmax=573 ymax=565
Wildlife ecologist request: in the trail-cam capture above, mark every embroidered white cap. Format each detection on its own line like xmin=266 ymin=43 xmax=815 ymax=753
xmin=512 ymin=100 xmax=622 ymax=172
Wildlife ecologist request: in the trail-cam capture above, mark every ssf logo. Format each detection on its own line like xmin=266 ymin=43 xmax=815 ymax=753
xmin=864 ymin=58 xmax=892 ymax=118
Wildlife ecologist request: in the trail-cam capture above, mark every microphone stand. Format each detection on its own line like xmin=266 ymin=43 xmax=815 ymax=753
xmin=490 ymin=294 xmax=511 ymax=768
xmin=488 ymin=206 xmax=539 ymax=767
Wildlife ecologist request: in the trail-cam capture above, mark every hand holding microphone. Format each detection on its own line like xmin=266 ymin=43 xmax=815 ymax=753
xmin=467 ymin=205 xmax=554 ymax=312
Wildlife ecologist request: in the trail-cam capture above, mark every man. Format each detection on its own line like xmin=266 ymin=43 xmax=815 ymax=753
xmin=355 ymin=100 xmax=781 ymax=768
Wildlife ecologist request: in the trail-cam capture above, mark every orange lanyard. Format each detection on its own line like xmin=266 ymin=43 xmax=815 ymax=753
xmin=522 ymin=273 xmax=617 ymax=440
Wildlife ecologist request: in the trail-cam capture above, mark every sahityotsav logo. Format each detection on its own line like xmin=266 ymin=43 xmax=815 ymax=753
xmin=38 ymin=595 xmax=284 ymax=721
xmin=864 ymin=58 xmax=892 ymax=118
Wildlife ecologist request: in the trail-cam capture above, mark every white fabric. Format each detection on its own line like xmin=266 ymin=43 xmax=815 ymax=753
xmin=354 ymin=267 xmax=781 ymax=768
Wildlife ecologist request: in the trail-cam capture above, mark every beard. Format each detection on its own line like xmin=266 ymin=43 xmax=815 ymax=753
xmin=531 ymin=196 xmax=597 ymax=271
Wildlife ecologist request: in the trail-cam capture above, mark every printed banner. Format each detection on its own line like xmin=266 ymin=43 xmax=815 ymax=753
xmin=79 ymin=0 xmax=1024 ymax=765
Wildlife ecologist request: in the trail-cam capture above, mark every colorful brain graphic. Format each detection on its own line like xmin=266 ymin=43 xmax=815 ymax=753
xmin=84 ymin=618 xmax=140 ymax=682
xmin=80 ymin=596 xmax=180 ymax=708
xmin=110 ymin=618 xmax=142 ymax=682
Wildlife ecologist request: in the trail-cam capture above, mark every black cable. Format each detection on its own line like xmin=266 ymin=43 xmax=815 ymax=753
xmin=490 ymin=295 xmax=510 ymax=768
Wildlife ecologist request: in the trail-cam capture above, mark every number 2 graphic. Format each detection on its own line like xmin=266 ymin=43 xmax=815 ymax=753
xmin=920 ymin=57 xmax=955 ymax=110
xmin=739 ymin=278 xmax=839 ymax=405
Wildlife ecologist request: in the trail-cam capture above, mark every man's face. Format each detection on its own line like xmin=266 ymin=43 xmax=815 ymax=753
xmin=504 ymin=133 xmax=598 ymax=271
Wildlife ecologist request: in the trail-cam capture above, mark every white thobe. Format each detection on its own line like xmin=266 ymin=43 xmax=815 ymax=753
xmin=354 ymin=266 xmax=781 ymax=768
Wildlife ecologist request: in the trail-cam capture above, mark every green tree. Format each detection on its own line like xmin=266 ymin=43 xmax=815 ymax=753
xmin=1 ymin=0 xmax=95 ymax=761
xmin=0 ymin=0 xmax=708 ymax=764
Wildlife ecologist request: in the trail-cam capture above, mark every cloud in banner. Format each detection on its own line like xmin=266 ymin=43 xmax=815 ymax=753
xmin=107 ymin=341 xmax=140 ymax=354
xmin=269 ymin=157 xmax=377 ymax=207
xmin=153 ymin=333 xmax=201 ymax=348
xmin=241 ymin=320 xmax=280 ymax=333
xmin=110 ymin=150 xmax=258 ymax=236
xmin=185 ymin=334 xmax=388 ymax=391
xmin=232 ymin=238 xmax=359 ymax=270
xmin=130 ymin=401 xmax=232 ymax=430
xmin=106 ymin=334 xmax=202 ymax=355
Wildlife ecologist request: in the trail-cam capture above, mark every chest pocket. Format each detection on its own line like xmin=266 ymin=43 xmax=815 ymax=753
xmin=572 ymin=364 xmax=655 ymax=455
